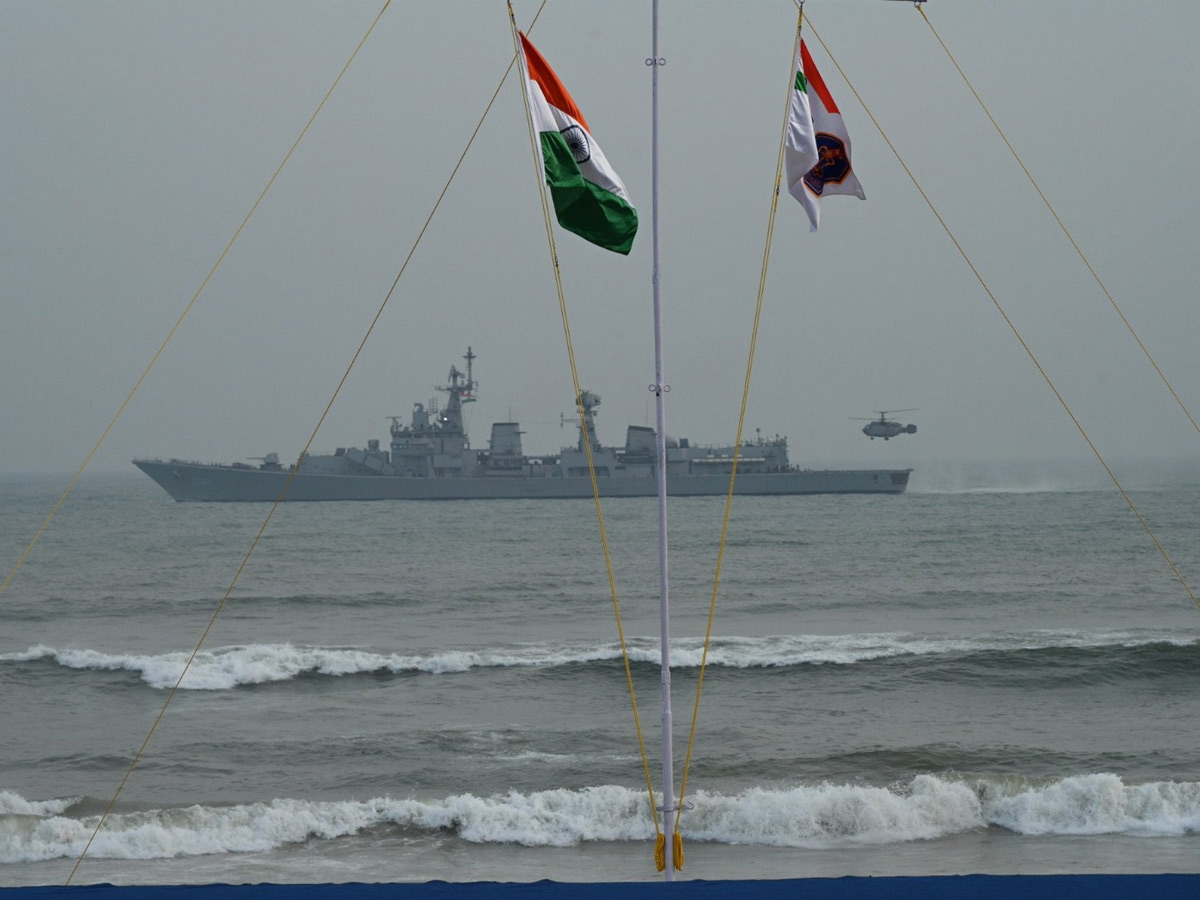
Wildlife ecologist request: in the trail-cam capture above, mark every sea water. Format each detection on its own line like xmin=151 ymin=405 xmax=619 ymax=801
xmin=2 ymin=468 xmax=1200 ymax=886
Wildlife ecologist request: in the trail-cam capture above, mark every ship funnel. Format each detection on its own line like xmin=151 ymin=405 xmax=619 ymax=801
xmin=625 ymin=425 xmax=656 ymax=456
xmin=489 ymin=422 xmax=524 ymax=456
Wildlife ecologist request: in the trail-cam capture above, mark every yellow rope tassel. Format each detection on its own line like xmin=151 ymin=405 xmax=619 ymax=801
xmin=652 ymin=832 xmax=684 ymax=872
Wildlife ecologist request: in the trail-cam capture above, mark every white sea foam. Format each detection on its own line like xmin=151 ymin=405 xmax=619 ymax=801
xmin=0 ymin=791 xmax=77 ymax=818
xmin=980 ymin=773 xmax=1200 ymax=837
xmin=3 ymin=774 xmax=1198 ymax=863
xmin=2 ymin=630 xmax=1194 ymax=689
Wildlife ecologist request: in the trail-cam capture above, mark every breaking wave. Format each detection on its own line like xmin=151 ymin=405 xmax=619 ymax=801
xmin=3 ymin=774 xmax=1199 ymax=863
xmin=2 ymin=630 xmax=1196 ymax=690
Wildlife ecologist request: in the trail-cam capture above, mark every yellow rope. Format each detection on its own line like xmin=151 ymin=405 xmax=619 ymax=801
xmin=68 ymin=4 xmax=551 ymax=882
xmin=801 ymin=20 xmax=1200 ymax=614
xmin=673 ymin=4 xmax=804 ymax=849
xmin=506 ymin=1 xmax=663 ymax=860
xmin=1 ymin=0 xmax=393 ymax=607
xmin=916 ymin=5 xmax=1200 ymax=445
xmin=672 ymin=4 xmax=1200 ymax=853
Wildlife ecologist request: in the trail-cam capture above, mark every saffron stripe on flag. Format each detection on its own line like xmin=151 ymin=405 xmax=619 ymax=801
xmin=520 ymin=35 xmax=590 ymax=133
xmin=801 ymin=41 xmax=840 ymax=116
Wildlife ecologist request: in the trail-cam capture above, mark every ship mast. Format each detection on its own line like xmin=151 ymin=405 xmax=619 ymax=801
xmin=648 ymin=0 xmax=677 ymax=883
xmin=463 ymin=345 xmax=475 ymax=395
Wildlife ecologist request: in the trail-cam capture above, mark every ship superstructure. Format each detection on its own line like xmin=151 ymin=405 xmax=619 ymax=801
xmin=134 ymin=348 xmax=910 ymax=501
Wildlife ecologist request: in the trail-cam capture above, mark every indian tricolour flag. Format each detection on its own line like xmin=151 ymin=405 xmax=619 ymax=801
xmin=785 ymin=38 xmax=865 ymax=232
xmin=518 ymin=32 xmax=638 ymax=255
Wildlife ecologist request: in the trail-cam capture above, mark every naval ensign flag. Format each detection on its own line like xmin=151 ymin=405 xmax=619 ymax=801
xmin=786 ymin=39 xmax=865 ymax=231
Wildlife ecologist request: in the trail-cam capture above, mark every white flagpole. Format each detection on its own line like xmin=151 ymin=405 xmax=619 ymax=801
xmin=649 ymin=0 xmax=677 ymax=883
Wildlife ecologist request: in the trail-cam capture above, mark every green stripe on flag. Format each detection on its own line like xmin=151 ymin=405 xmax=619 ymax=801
xmin=541 ymin=132 xmax=638 ymax=255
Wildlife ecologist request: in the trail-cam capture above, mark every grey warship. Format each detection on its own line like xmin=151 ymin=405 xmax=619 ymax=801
xmin=133 ymin=348 xmax=911 ymax=501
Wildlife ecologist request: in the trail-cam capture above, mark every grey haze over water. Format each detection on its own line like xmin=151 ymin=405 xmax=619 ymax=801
xmin=2 ymin=1 xmax=1199 ymax=480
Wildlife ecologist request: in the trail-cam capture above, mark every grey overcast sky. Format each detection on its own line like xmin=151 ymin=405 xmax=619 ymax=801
xmin=2 ymin=1 xmax=1198 ymax=487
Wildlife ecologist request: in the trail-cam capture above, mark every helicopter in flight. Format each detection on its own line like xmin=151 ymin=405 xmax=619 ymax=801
xmin=853 ymin=410 xmax=918 ymax=441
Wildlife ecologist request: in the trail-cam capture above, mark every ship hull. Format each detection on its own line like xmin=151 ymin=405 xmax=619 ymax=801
xmin=133 ymin=459 xmax=911 ymax=502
